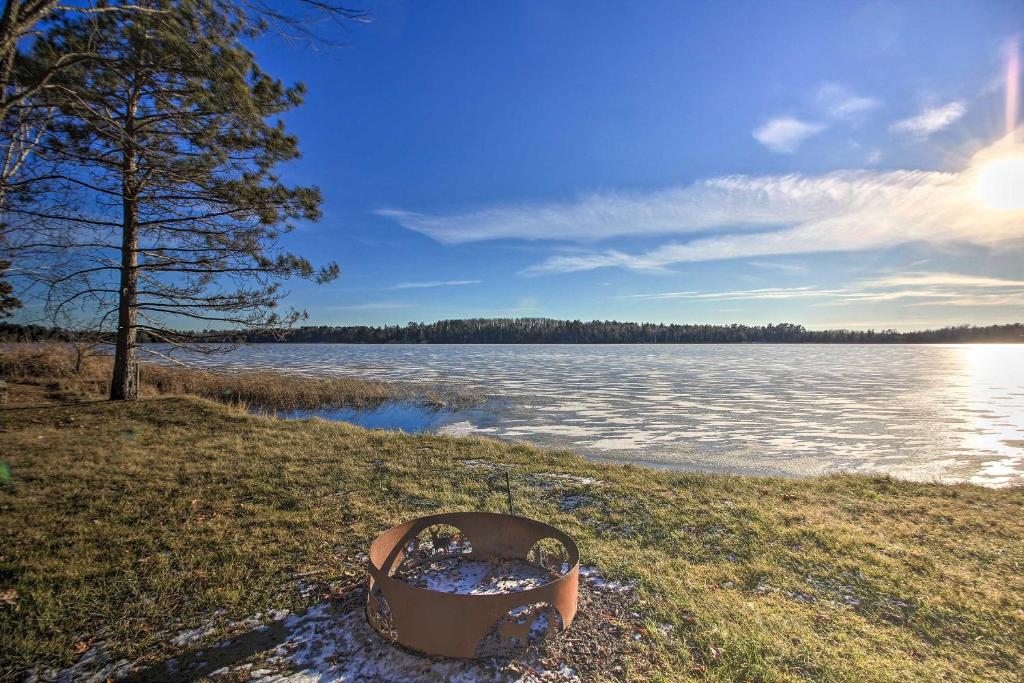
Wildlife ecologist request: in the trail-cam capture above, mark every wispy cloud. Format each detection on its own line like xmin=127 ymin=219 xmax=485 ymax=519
xmin=913 ymin=293 xmax=1024 ymax=306
xmin=747 ymin=260 xmax=809 ymax=274
xmin=858 ymin=272 xmax=1024 ymax=289
xmin=839 ymin=290 xmax=1024 ymax=307
xmin=890 ymin=101 xmax=966 ymax=138
xmin=388 ymin=279 xmax=481 ymax=290
xmin=752 ymin=117 xmax=827 ymax=153
xmin=519 ymin=173 xmax=1013 ymax=275
xmin=816 ymin=83 xmax=881 ymax=121
xmin=529 ymin=139 xmax=1024 ymax=273
xmin=381 ymin=171 xmax=953 ymax=246
xmin=379 ymin=135 xmax=1024 ymax=275
xmin=618 ymin=272 xmax=1024 ymax=309
xmin=619 ymin=286 xmax=844 ymax=301
xmin=749 ymin=84 xmax=878 ymax=155
xmin=843 ymin=271 xmax=1024 ymax=307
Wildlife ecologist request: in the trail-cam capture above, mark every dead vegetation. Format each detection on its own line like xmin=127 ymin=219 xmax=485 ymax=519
xmin=0 ymin=343 xmax=475 ymax=410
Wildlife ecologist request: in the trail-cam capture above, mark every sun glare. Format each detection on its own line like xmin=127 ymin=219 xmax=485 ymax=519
xmin=975 ymin=156 xmax=1024 ymax=210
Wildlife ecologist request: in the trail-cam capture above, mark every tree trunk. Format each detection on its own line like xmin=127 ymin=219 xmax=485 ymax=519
xmin=0 ymin=1 xmax=21 ymax=211
xmin=110 ymin=93 xmax=139 ymax=401
xmin=110 ymin=195 xmax=139 ymax=399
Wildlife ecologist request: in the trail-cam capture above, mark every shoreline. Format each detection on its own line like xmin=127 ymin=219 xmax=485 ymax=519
xmin=285 ymin=402 xmax=1001 ymax=488
xmin=5 ymin=343 xmax=1020 ymax=488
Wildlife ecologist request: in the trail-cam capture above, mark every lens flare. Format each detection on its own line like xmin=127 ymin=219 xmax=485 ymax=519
xmin=1007 ymin=37 xmax=1020 ymax=137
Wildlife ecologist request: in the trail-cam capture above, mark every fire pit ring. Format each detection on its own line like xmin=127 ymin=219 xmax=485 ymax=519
xmin=366 ymin=511 xmax=580 ymax=659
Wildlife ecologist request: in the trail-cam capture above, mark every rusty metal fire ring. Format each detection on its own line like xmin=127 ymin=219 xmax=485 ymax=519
xmin=366 ymin=511 xmax=580 ymax=659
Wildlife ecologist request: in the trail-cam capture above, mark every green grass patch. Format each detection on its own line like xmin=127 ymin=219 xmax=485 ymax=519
xmin=1 ymin=397 xmax=1022 ymax=681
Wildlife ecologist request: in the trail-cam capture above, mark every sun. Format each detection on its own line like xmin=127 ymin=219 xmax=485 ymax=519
xmin=975 ymin=156 xmax=1024 ymax=210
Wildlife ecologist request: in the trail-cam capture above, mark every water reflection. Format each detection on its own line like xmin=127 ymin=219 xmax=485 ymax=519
xmin=281 ymin=402 xmax=456 ymax=432
xmin=276 ymin=400 xmax=503 ymax=436
xmin=958 ymin=345 xmax=1024 ymax=486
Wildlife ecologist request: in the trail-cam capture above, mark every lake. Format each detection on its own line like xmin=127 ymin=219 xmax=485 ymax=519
xmin=157 ymin=344 xmax=1024 ymax=487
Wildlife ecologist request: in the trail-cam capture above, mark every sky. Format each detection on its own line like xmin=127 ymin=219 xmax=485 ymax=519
xmin=255 ymin=0 xmax=1024 ymax=331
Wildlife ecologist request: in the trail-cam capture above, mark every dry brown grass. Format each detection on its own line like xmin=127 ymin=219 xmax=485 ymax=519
xmin=0 ymin=343 xmax=473 ymax=410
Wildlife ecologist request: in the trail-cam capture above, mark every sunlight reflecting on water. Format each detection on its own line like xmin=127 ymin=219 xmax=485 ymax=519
xmin=957 ymin=345 xmax=1024 ymax=485
xmin=152 ymin=343 xmax=1024 ymax=487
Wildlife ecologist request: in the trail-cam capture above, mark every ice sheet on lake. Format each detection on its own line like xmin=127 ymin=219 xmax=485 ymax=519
xmin=148 ymin=343 xmax=1024 ymax=487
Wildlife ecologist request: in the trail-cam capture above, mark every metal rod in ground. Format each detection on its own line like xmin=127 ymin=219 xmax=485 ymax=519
xmin=505 ymin=471 xmax=514 ymax=516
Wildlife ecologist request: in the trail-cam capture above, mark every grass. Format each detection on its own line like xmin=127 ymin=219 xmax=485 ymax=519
xmin=0 ymin=344 xmax=474 ymax=410
xmin=1 ymin=394 xmax=1022 ymax=681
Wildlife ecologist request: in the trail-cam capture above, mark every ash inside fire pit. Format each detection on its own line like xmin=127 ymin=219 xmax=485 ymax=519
xmin=396 ymin=556 xmax=558 ymax=594
xmin=393 ymin=526 xmax=569 ymax=596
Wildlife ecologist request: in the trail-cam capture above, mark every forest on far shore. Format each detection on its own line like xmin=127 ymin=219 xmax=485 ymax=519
xmin=3 ymin=319 xmax=1022 ymax=345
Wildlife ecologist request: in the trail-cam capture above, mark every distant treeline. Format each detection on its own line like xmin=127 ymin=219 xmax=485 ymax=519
xmin=4 ymin=319 xmax=1023 ymax=344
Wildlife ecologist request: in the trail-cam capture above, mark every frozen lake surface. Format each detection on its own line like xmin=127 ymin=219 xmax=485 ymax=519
xmin=158 ymin=344 xmax=1024 ymax=487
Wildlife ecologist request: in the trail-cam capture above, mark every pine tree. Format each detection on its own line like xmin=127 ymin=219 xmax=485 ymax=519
xmin=21 ymin=0 xmax=338 ymax=399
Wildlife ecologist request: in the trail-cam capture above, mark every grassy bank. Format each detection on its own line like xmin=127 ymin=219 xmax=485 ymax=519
xmin=0 ymin=344 xmax=473 ymax=410
xmin=1 ymin=396 xmax=1022 ymax=681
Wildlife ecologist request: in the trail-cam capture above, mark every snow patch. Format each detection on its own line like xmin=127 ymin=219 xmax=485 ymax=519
xmin=395 ymin=557 xmax=555 ymax=595
xmin=251 ymin=602 xmax=579 ymax=682
xmin=578 ymin=566 xmax=635 ymax=594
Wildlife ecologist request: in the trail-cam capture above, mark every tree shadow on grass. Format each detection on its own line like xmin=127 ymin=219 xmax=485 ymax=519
xmin=121 ymin=608 xmax=306 ymax=682
xmin=117 ymin=567 xmax=645 ymax=682
xmin=120 ymin=587 xmax=519 ymax=682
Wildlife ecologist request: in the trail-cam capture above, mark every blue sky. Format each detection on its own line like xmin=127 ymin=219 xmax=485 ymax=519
xmin=258 ymin=0 xmax=1024 ymax=330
